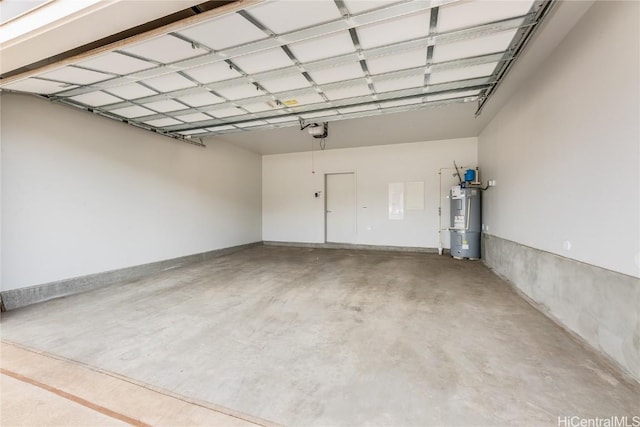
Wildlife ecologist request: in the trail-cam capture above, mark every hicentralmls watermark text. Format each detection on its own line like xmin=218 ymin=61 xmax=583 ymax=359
xmin=558 ymin=416 xmax=640 ymax=427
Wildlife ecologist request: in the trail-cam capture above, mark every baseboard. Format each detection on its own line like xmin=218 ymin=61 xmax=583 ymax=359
xmin=263 ymin=241 xmax=437 ymax=254
xmin=0 ymin=242 xmax=261 ymax=311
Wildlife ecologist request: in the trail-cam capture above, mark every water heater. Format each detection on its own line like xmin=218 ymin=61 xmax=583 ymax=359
xmin=449 ymin=185 xmax=481 ymax=259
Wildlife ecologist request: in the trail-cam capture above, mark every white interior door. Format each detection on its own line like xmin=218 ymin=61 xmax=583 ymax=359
xmin=326 ymin=173 xmax=356 ymax=243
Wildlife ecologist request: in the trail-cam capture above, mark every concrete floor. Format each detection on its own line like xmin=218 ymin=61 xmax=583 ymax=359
xmin=1 ymin=246 xmax=638 ymax=426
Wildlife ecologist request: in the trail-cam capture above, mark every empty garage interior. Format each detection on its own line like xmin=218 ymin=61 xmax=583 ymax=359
xmin=1 ymin=0 xmax=639 ymax=425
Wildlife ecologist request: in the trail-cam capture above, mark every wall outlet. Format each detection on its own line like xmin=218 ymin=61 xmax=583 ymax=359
xmin=488 ymin=179 xmax=497 ymax=187
xmin=563 ymin=240 xmax=571 ymax=251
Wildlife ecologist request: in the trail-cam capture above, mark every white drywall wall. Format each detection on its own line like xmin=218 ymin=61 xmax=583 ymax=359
xmin=479 ymin=0 xmax=639 ymax=278
xmin=1 ymin=93 xmax=262 ymax=291
xmin=262 ymin=138 xmax=477 ymax=247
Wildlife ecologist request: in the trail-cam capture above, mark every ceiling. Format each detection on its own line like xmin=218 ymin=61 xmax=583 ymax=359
xmin=0 ymin=0 xmax=594 ymax=154
xmin=221 ymin=0 xmax=594 ymax=154
xmin=220 ymin=101 xmax=483 ymax=154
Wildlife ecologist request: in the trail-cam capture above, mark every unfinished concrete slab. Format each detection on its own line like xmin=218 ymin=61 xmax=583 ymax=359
xmin=1 ymin=246 xmax=638 ymax=426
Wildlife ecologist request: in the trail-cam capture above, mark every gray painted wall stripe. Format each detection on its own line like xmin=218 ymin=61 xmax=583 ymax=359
xmin=263 ymin=241 xmax=438 ymax=254
xmin=0 ymin=242 xmax=261 ymax=311
xmin=482 ymin=233 xmax=640 ymax=384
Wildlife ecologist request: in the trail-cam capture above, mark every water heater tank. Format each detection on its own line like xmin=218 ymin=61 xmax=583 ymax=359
xmin=449 ymin=185 xmax=482 ymax=259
